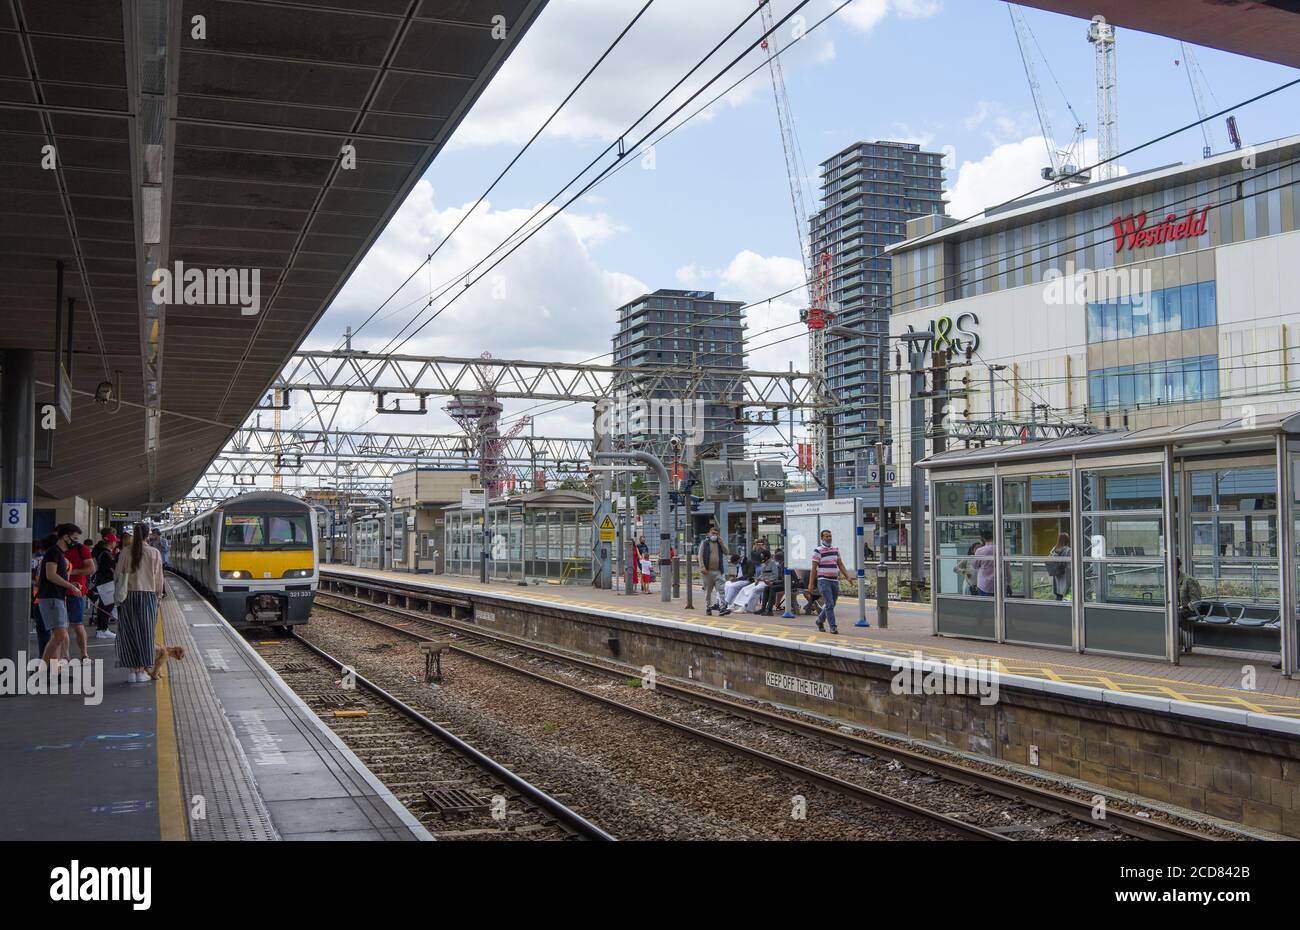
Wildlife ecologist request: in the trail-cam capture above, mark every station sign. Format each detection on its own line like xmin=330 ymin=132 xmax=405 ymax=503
xmin=110 ymin=510 xmax=143 ymax=522
xmin=865 ymin=465 xmax=897 ymax=485
xmin=460 ymin=489 xmax=485 ymax=511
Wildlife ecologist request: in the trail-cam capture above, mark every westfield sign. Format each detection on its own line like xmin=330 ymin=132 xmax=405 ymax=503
xmin=1112 ymin=207 xmax=1209 ymax=252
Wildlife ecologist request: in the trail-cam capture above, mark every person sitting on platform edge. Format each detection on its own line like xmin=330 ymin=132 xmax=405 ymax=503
xmin=756 ymin=550 xmax=781 ymax=615
xmin=697 ymin=526 xmax=730 ymax=616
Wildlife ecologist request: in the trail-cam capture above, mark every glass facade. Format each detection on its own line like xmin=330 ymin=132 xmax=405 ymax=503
xmin=443 ymin=497 xmax=594 ymax=583
xmin=1188 ymin=467 xmax=1279 ymax=605
xmin=1085 ymin=281 xmax=1216 ymax=343
xmin=1087 ymin=355 xmax=1220 ymax=410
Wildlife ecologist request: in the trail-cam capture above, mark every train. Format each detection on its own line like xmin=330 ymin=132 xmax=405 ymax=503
xmin=163 ymin=491 xmax=318 ymax=631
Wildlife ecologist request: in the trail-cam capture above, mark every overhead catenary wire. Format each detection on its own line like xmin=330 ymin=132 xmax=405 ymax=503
xmin=254 ymin=33 xmax=1300 ymax=488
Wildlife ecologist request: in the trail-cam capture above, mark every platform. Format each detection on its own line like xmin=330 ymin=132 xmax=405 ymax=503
xmin=0 ymin=578 xmax=430 ymax=841
xmin=323 ymin=565 xmax=1300 ymax=724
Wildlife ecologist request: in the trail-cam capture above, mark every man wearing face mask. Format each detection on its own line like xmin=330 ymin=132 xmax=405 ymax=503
xmin=808 ymin=528 xmax=851 ymax=634
xmin=697 ymin=525 xmax=730 ymax=616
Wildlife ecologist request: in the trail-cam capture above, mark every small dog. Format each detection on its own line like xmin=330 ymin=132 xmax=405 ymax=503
xmin=149 ymin=644 xmax=187 ymax=680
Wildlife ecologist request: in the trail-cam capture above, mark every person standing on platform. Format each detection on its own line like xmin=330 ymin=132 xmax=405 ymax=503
xmin=697 ymin=526 xmax=730 ymax=616
xmin=756 ymin=550 xmax=780 ymax=615
xmin=148 ymin=529 xmax=171 ymax=599
xmin=1048 ymin=533 xmax=1072 ymax=601
xmin=30 ymin=537 xmax=53 ymax=658
xmin=808 ymin=528 xmax=851 ymax=634
xmin=972 ymin=530 xmax=997 ymax=597
xmin=89 ymin=529 xmax=119 ymax=639
xmin=38 ymin=525 xmax=84 ymax=666
xmin=63 ymin=528 xmax=95 ymax=661
xmin=116 ymin=522 xmax=164 ymax=684
xmin=636 ymin=535 xmax=651 ymax=593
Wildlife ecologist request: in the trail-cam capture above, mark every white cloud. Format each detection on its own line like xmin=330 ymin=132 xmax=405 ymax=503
xmin=945 ymin=136 xmax=1125 ymax=220
xmin=838 ymin=0 xmax=942 ymax=32
xmin=451 ymin=0 xmax=939 ymax=149
xmin=285 ymin=179 xmax=647 ymax=437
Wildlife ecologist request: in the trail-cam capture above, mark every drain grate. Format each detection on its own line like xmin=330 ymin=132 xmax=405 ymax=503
xmin=424 ymin=788 xmax=492 ymax=816
xmin=278 ymin=662 xmax=315 ymax=674
xmin=311 ymin=693 xmax=355 ymax=708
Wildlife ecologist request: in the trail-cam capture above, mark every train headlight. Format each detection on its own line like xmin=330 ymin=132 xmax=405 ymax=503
xmin=281 ymin=569 xmax=312 ymax=578
xmin=220 ymin=570 xmax=248 ymax=579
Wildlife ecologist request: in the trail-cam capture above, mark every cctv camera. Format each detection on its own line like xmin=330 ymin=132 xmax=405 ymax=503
xmin=669 ymin=435 xmax=682 ymax=448
xmin=94 ymin=381 xmax=115 ymax=405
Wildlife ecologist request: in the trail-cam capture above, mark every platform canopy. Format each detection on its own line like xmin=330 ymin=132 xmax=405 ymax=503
xmin=1014 ymin=0 xmax=1300 ymax=69
xmin=0 ymin=0 xmax=548 ymax=509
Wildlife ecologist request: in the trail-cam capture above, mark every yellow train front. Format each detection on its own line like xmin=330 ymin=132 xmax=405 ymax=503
xmin=166 ymin=491 xmax=318 ymax=631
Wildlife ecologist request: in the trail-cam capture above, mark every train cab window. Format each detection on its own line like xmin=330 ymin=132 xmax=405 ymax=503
xmin=267 ymin=515 xmax=311 ymax=548
xmin=223 ymin=515 xmax=265 ymax=547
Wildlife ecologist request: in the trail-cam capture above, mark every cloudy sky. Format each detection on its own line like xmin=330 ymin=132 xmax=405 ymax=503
xmin=268 ymin=0 xmax=1299 ymax=449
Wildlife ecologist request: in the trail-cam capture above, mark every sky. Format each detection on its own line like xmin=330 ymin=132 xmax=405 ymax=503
xmin=266 ymin=0 xmax=1300 ymax=451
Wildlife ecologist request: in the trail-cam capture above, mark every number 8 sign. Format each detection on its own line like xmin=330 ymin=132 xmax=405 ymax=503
xmin=3 ymin=501 xmax=28 ymax=528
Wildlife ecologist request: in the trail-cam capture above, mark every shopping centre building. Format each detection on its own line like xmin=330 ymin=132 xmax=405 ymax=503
xmin=887 ymin=133 xmax=1300 ymax=467
xmin=884 ymin=135 xmax=1300 ymax=664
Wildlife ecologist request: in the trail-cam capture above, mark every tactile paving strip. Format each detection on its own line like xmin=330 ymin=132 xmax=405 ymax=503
xmin=162 ymin=593 xmax=279 ymax=841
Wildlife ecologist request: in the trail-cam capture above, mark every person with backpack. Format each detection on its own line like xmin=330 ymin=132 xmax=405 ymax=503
xmin=1047 ymin=533 xmax=1071 ymax=600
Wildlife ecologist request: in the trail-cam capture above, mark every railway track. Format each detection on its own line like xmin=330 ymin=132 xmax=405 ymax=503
xmin=313 ymin=583 xmax=1226 ymax=842
xmin=254 ymin=632 xmax=614 ymax=841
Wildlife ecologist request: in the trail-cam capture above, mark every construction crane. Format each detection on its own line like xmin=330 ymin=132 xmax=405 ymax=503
xmin=1176 ymin=43 xmax=1242 ymax=157
xmin=1008 ymin=4 xmax=1088 ymax=188
xmin=1176 ymin=43 xmax=1216 ymax=158
xmin=1088 ymin=15 xmax=1118 ymax=181
xmin=757 ymin=0 xmax=832 ymax=480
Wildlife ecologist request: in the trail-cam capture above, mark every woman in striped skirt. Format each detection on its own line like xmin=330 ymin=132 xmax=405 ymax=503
xmin=114 ymin=521 xmax=164 ymax=684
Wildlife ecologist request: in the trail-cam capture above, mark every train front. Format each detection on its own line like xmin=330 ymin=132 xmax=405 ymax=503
xmin=215 ymin=498 xmax=317 ymax=629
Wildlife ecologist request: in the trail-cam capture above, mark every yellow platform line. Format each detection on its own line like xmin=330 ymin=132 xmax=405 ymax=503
xmin=153 ymin=607 xmax=186 ymax=841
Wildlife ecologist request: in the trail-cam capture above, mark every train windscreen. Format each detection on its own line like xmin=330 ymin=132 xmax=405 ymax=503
xmin=222 ymin=513 xmax=312 ymax=549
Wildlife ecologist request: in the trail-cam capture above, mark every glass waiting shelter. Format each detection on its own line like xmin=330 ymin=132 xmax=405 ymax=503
xmin=920 ymin=414 xmax=1299 ymax=675
xmin=442 ymin=490 xmax=594 ymax=583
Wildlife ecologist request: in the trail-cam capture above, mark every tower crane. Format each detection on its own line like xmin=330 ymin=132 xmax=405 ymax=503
xmin=757 ymin=0 xmax=833 ymax=481
xmin=1008 ymin=4 xmax=1088 ymax=188
xmin=1088 ymin=15 xmax=1118 ymax=181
